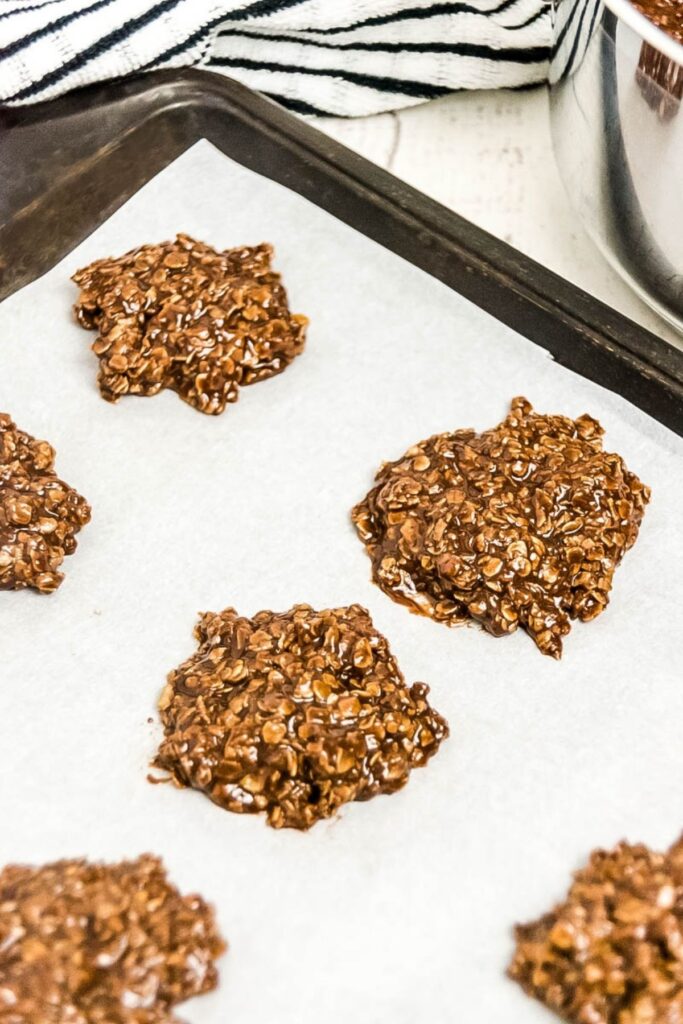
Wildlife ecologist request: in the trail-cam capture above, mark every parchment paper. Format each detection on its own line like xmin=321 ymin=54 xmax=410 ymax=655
xmin=1 ymin=140 xmax=682 ymax=1024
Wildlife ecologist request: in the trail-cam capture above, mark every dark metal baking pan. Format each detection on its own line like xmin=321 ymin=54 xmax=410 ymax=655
xmin=0 ymin=69 xmax=681 ymax=433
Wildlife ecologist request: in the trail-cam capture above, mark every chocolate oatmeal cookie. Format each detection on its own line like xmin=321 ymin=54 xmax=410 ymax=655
xmin=73 ymin=233 xmax=307 ymax=415
xmin=154 ymin=603 xmax=448 ymax=829
xmin=352 ymin=397 xmax=649 ymax=657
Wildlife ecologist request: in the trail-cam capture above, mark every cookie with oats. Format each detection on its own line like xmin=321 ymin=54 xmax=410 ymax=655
xmin=73 ymin=233 xmax=307 ymax=415
xmin=510 ymin=834 xmax=683 ymax=1023
xmin=352 ymin=397 xmax=649 ymax=658
xmin=0 ymin=412 xmax=90 ymax=593
xmin=153 ymin=603 xmax=448 ymax=830
xmin=0 ymin=853 xmax=225 ymax=1023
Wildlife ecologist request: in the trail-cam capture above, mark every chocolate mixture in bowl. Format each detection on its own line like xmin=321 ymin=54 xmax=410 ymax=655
xmin=510 ymin=834 xmax=683 ymax=1023
xmin=0 ymin=854 xmax=225 ymax=1023
xmin=153 ymin=603 xmax=448 ymax=830
xmin=631 ymin=0 xmax=683 ymax=117
xmin=72 ymin=233 xmax=308 ymax=415
xmin=0 ymin=412 xmax=91 ymax=593
xmin=352 ymin=397 xmax=649 ymax=658
xmin=631 ymin=0 xmax=683 ymax=43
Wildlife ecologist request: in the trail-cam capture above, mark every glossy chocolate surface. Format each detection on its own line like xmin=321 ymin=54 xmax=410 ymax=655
xmin=353 ymin=397 xmax=649 ymax=657
xmin=154 ymin=603 xmax=448 ymax=829
xmin=0 ymin=854 xmax=225 ymax=1022
xmin=72 ymin=233 xmax=307 ymax=415
xmin=0 ymin=412 xmax=90 ymax=593
xmin=510 ymin=834 xmax=683 ymax=1022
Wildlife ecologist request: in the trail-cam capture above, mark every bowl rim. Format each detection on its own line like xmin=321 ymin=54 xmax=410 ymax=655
xmin=604 ymin=0 xmax=683 ymax=64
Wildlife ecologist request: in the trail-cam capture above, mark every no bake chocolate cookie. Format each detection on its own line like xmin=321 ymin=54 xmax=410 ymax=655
xmin=509 ymin=834 xmax=683 ymax=1023
xmin=0 ymin=853 xmax=225 ymax=1023
xmin=0 ymin=412 xmax=91 ymax=593
xmin=153 ymin=603 xmax=448 ymax=830
xmin=72 ymin=233 xmax=308 ymax=415
xmin=352 ymin=397 xmax=649 ymax=658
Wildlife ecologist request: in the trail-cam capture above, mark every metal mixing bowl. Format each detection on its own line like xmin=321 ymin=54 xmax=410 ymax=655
xmin=550 ymin=0 xmax=683 ymax=333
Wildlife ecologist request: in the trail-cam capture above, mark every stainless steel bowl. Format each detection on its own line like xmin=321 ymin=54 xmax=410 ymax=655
xmin=550 ymin=0 xmax=683 ymax=332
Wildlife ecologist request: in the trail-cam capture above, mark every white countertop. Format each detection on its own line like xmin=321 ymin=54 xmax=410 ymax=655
xmin=316 ymin=86 xmax=682 ymax=351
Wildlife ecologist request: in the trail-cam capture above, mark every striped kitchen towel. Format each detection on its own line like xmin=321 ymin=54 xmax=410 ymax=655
xmin=0 ymin=0 xmax=552 ymax=115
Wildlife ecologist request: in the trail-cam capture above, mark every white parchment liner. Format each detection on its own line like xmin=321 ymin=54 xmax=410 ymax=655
xmin=1 ymin=140 xmax=681 ymax=1024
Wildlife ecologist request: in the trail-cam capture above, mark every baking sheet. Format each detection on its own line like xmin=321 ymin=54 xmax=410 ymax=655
xmin=1 ymin=139 xmax=682 ymax=1024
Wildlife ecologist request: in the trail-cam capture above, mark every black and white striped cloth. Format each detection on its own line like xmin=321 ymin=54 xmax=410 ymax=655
xmin=549 ymin=0 xmax=600 ymax=83
xmin=0 ymin=0 xmax=552 ymax=115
